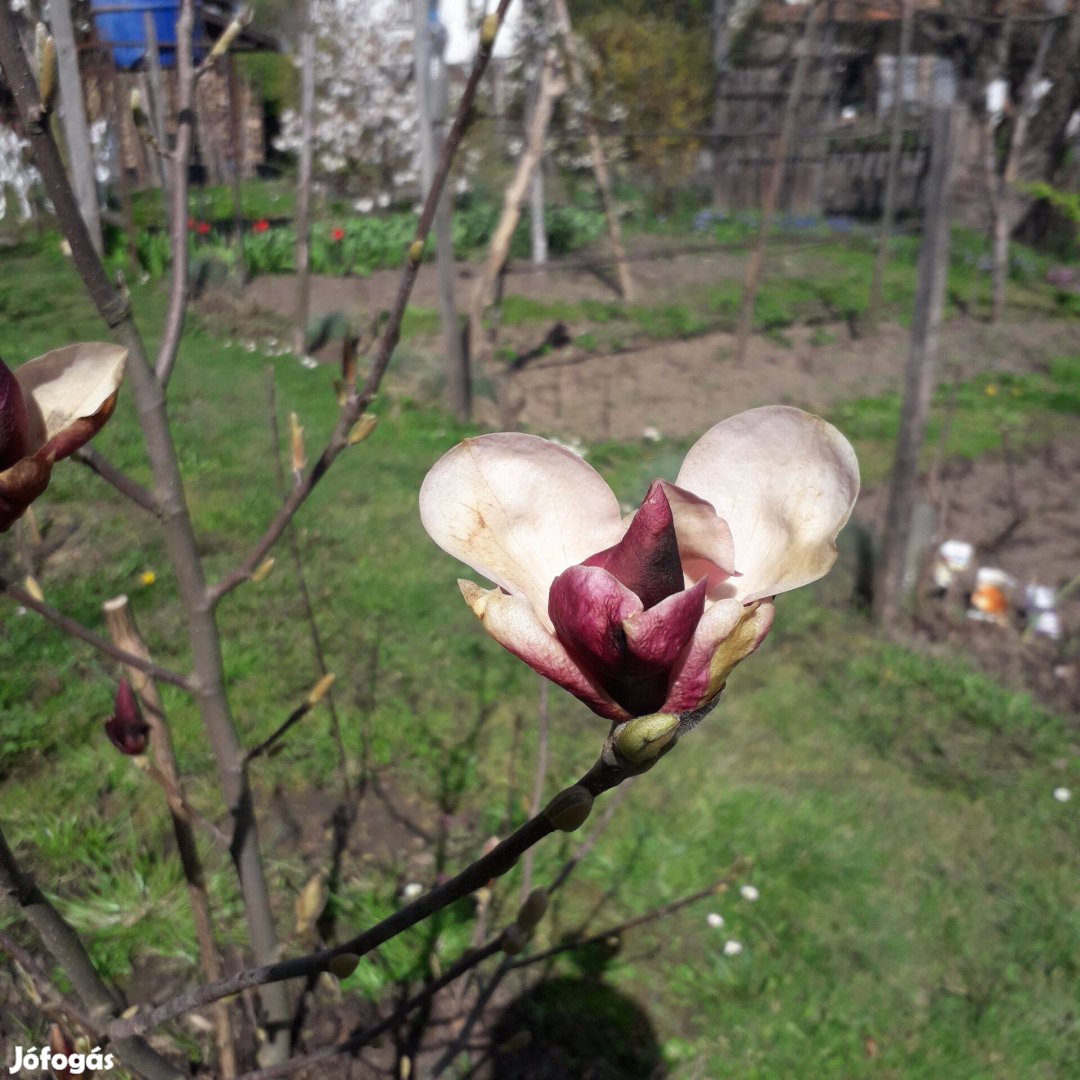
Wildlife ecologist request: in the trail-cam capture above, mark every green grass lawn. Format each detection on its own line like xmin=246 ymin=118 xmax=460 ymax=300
xmin=1 ymin=237 xmax=1078 ymax=1077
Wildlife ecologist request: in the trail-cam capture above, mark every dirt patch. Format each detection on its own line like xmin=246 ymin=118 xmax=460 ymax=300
xmin=857 ymin=435 xmax=1080 ymax=715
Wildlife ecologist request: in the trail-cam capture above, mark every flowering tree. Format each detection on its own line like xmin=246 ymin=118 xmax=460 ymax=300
xmin=275 ymin=0 xmax=421 ymax=201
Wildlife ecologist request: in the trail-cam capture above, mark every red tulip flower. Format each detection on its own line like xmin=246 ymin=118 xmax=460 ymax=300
xmin=253 ymin=218 xmax=270 ymax=234
xmin=197 ymin=221 xmax=211 ymax=236
xmin=331 ymin=227 xmax=346 ymax=242
xmin=0 ymin=344 xmax=127 ymax=531
xmin=420 ymin=407 xmax=859 ymax=721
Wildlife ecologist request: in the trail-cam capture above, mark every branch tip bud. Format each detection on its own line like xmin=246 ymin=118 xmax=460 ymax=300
xmin=35 ymin=26 xmax=57 ymax=113
xmin=480 ymin=13 xmax=499 ymax=48
xmin=543 ymin=785 xmax=593 ymax=832
xmin=24 ymin=574 xmax=44 ymax=603
xmin=407 ymin=239 xmax=425 ymax=265
xmin=250 ymin=557 xmax=276 ymax=584
xmin=347 ymin=413 xmax=378 ymax=446
xmin=289 ymin=412 xmax=306 ymax=473
xmin=327 ymin=953 xmax=359 ymax=980
xmin=306 ymin=672 xmax=336 ymax=706
xmin=515 ymin=887 xmax=548 ymax=933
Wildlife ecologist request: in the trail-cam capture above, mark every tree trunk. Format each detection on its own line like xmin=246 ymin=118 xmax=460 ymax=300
xmin=48 ymin=0 xmax=102 ymax=254
xmin=711 ymin=0 xmax=731 ymax=208
xmin=293 ymin=11 xmax=315 ymax=357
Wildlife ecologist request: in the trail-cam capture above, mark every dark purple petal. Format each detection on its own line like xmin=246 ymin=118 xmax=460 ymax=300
xmin=623 ymin=578 xmax=707 ymax=669
xmin=548 ymin=564 xmax=642 ymax=675
xmin=104 ymin=679 xmax=150 ymax=756
xmin=584 ymin=481 xmax=684 ymax=608
xmin=0 ymin=359 xmax=30 ymax=471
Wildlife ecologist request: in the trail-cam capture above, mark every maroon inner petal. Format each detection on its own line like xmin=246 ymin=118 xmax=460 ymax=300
xmin=549 ymin=564 xmax=642 ymax=675
xmin=623 ymin=578 xmax=707 ymax=669
xmin=0 ymin=361 xmax=30 ymax=471
xmin=584 ymin=480 xmax=683 ymax=609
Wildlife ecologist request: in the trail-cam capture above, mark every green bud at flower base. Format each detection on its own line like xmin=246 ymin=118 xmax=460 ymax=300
xmin=612 ymin=712 xmax=679 ymax=767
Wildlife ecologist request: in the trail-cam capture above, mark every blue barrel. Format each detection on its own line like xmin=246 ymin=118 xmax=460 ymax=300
xmin=90 ymin=1 xmax=203 ymax=70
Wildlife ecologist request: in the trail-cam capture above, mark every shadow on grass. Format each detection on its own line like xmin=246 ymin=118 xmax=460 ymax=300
xmin=484 ymin=974 xmax=666 ymax=1080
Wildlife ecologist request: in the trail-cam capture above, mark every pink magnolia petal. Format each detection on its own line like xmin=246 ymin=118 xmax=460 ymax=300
xmin=15 ymin=343 xmax=127 ymax=459
xmin=420 ymin=434 xmax=624 ymax=621
xmin=676 ymin=407 xmax=859 ymax=603
xmin=548 ymin=564 xmax=642 ymax=675
xmin=0 ymin=360 xmax=30 ymax=470
xmin=584 ymin=481 xmax=683 ymax=608
xmin=662 ymin=598 xmax=775 ymax=714
xmin=658 ymin=481 xmax=736 ymax=596
xmin=459 ymin=580 xmax=630 ymax=721
xmin=623 ymin=578 xmax=707 ymax=669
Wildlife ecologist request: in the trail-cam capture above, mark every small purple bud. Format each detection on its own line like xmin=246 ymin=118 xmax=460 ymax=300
xmin=104 ymin=679 xmax=150 ymax=755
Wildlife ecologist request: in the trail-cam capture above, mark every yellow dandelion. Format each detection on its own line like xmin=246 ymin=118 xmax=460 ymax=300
xmin=985 ymin=384 xmax=998 ymax=396
xmin=139 ymin=570 xmax=157 ymax=587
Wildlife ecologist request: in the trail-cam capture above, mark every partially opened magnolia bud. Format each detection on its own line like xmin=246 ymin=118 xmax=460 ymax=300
xmin=612 ymin=712 xmax=679 ymax=767
xmin=105 ymin=679 xmax=150 ymax=756
xmin=544 ymin=785 xmax=593 ymax=832
xmin=23 ymin=575 xmax=44 ymax=603
xmin=327 ymin=953 xmax=359 ymax=980
xmin=306 ymin=673 xmax=336 ymax=706
xmin=515 ymin=888 xmax=548 ymax=933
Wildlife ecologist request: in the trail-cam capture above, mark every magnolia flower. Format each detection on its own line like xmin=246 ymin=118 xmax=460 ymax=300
xmin=420 ymin=407 xmax=859 ymax=722
xmin=0 ymin=344 xmax=127 ymax=531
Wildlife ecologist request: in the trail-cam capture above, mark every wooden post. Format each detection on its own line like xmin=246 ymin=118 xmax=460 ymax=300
xmin=293 ymin=7 xmax=315 ymax=357
xmin=874 ymin=106 xmax=963 ymax=626
xmin=809 ymin=0 xmax=837 ymax=214
xmin=415 ymin=0 xmax=470 ymax=420
xmin=108 ymin=69 xmax=139 ymax=272
xmin=526 ymin=69 xmax=548 ymax=265
xmin=103 ymin=596 xmax=238 ymax=1079
xmin=48 ymin=0 xmax=103 ymax=254
xmin=733 ymin=0 xmax=821 ymax=366
xmin=550 ymin=0 xmax=635 ymax=301
xmin=868 ymin=0 xmax=914 ymax=329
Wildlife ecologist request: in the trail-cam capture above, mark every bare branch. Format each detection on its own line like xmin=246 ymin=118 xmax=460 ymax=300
xmin=208 ymin=0 xmax=516 ymax=605
xmin=73 ymin=447 xmax=161 ymax=515
xmin=0 ymin=577 xmax=194 ymax=691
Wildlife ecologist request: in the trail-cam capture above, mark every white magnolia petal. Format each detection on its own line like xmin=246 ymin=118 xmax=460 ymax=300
xmin=420 ymin=433 xmax=624 ymax=618
xmin=15 ymin=343 xmax=127 ymax=452
xmin=676 ymin=406 xmax=859 ymax=602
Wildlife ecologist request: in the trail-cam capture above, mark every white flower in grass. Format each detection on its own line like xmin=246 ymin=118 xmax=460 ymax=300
xmin=740 ymin=884 xmax=760 ymax=902
xmin=1053 ymin=787 xmax=1072 ymax=803
xmin=706 ymin=912 xmax=725 ymax=929
xmin=723 ymin=939 xmax=743 ymax=957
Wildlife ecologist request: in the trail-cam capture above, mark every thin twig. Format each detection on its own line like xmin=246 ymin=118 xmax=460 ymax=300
xmin=0 ymin=929 xmax=100 ymax=1036
xmin=107 ymin=728 xmax=663 ymax=1042
xmin=520 ymin=679 xmax=550 ymax=901
xmin=512 ymin=874 xmax=737 ymax=970
xmin=0 ymin=821 xmax=187 ymax=1080
xmin=0 ymin=577 xmax=194 ymax=691
xmin=73 ymin=447 xmax=161 ymax=516
xmin=244 ymin=676 xmax=335 ymax=764
xmin=208 ymin=0 xmax=515 ymax=606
